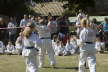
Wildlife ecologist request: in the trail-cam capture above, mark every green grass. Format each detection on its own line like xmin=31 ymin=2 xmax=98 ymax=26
xmin=0 ymin=53 xmax=108 ymax=72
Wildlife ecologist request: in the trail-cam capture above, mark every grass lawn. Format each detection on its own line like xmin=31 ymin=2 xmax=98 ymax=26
xmin=0 ymin=53 xmax=108 ymax=72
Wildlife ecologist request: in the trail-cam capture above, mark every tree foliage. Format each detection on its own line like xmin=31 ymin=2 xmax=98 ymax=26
xmin=0 ymin=0 xmax=33 ymax=16
xmin=62 ymin=0 xmax=95 ymax=16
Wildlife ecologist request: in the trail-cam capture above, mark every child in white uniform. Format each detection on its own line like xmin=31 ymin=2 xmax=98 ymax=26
xmin=0 ymin=41 xmax=5 ymax=54
xmin=95 ymin=37 xmax=105 ymax=53
xmin=5 ymin=41 xmax=17 ymax=55
xmin=21 ymin=23 xmax=39 ymax=72
xmin=54 ymin=41 xmax=65 ymax=56
xmin=65 ymin=35 xmax=77 ymax=55
xmin=52 ymin=34 xmax=60 ymax=52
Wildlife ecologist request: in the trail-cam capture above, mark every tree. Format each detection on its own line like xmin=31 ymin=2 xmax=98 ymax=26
xmin=62 ymin=0 xmax=95 ymax=15
xmin=0 ymin=0 xmax=33 ymax=16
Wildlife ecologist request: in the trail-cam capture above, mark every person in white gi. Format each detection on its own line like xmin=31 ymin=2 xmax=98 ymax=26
xmin=35 ymin=18 xmax=56 ymax=68
xmin=79 ymin=18 xmax=96 ymax=72
xmin=65 ymin=37 xmax=77 ymax=55
xmin=77 ymin=10 xmax=86 ymax=20
xmin=21 ymin=23 xmax=39 ymax=72
xmin=15 ymin=32 xmax=23 ymax=55
xmin=0 ymin=41 xmax=5 ymax=54
xmin=54 ymin=40 xmax=65 ymax=56
xmin=95 ymin=37 xmax=105 ymax=53
xmin=5 ymin=41 xmax=17 ymax=55
xmin=76 ymin=10 xmax=86 ymax=36
xmin=52 ymin=34 xmax=59 ymax=52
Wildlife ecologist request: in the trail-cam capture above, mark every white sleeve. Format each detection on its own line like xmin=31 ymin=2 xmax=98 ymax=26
xmin=8 ymin=23 xmax=12 ymax=28
xmin=79 ymin=30 xmax=86 ymax=42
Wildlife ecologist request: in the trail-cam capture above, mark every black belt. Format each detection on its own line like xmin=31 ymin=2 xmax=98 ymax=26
xmin=25 ymin=47 xmax=34 ymax=49
xmin=85 ymin=42 xmax=93 ymax=44
xmin=40 ymin=37 xmax=51 ymax=39
xmin=25 ymin=46 xmax=39 ymax=51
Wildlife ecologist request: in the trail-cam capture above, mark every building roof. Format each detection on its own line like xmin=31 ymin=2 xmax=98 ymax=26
xmin=30 ymin=2 xmax=68 ymax=16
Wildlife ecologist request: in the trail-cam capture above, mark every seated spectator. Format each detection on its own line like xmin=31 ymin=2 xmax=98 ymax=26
xmin=52 ymin=34 xmax=59 ymax=51
xmin=95 ymin=37 xmax=105 ymax=53
xmin=54 ymin=40 xmax=65 ymax=56
xmin=5 ymin=41 xmax=17 ymax=55
xmin=62 ymin=33 xmax=70 ymax=45
xmin=64 ymin=34 xmax=78 ymax=55
xmin=0 ymin=41 xmax=5 ymax=54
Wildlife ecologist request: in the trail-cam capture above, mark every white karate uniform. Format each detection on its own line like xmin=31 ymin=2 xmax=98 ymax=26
xmin=54 ymin=44 xmax=64 ymax=56
xmin=79 ymin=28 xmax=96 ymax=72
xmin=5 ymin=44 xmax=17 ymax=54
xmin=15 ymin=36 xmax=23 ymax=55
xmin=36 ymin=24 xmax=56 ymax=68
xmin=77 ymin=13 xmax=86 ymax=20
xmin=76 ymin=20 xmax=83 ymax=35
xmin=95 ymin=42 xmax=105 ymax=52
xmin=52 ymin=40 xmax=56 ymax=52
xmin=22 ymin=33 xmax=39 ymax=72
xmin=65 ymin=41 xmax=77 ymax=55
xmin=0 ymin=41 xmax=5 ymax=54
xmin=76 ymin=12 xmax=86 ymax=35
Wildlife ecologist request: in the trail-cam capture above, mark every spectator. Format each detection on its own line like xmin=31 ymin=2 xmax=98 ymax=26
xmin=5 ymin=41 xmax=17 ymax=55
xmin=20 ymin=14 xmax=29 ymax=27
xmin=54 ymin=40 xmax=65 ymax=56
xmin=0 ymin=41 xmax=5 ymax=54
xmin=95 ymin=37 xmax=105 ymax=53
xmin=47 ymin=16 xmax=58 ymax=39
xmin=58 ymin=16 xmax=69 ymax=34
xmin=8 ymin=17 xmax=17 ymax=43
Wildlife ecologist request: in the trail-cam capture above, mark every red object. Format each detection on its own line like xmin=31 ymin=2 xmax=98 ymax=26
xmin=62 ymin=35 xmax=70 ymax=45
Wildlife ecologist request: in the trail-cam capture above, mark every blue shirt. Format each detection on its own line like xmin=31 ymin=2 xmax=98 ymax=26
xmin=103 ymin=23 xmax=108 ymax=32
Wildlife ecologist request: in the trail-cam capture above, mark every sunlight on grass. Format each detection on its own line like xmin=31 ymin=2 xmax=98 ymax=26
xmin=0 ymin=53 xmax=108 ymax=72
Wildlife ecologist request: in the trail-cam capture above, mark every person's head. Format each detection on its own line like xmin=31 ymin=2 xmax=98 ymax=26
xmin=56 ymin=40 xmax=60 ymax=46
xmin=104 ymin=17 xmax=108 ymax=23
xmin=23 ymin=27 xmax=32 ymax=38
xmin=34 ymin=16 xmax=38 ymax=22
xmin=30 ymin=16 xmax=35 ymax=22
xmin=79 ymin=9 xmax=83 ymax=13
xmin=53 ymin=34 xmax=58 ymax=40
xmin=38 ymin=17 xmax=46 ymax=25
xmin=81 ymin=18 xmax=90 ymax=28
xmin=91 ymin=18 xmax=97 ymax=24
xmin=23 ymin=22 xmax=35 ymax=38
xmin=37 ymin=16 xmax=43 ymax=22
xmin=10 ymin=17 xmax=14 ymax=21
xmin=48 ymin=16 xmax=53 ymax=21
xmin=28 ymin=14 xmax=32 ymax=19
xmin=24 ymin=14 xmax=28 ymax=19
xmin=96 ymin=37 xmax=101 ymax=42
xmin=27 ymin=22 xmax=35 ymax=30
xmin=19 ymin=32 xmax=23 ymax=37
xmin=0 ymin=17 xmax=4 ymax=24
xmin=8 ymin=41 xmax=12 ymax=45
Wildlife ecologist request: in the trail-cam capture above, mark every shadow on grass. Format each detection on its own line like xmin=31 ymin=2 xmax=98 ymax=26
xmin=99 ymin=51 xmax=108 ymax=54
xmin=43 ymin=66 xmax=79 ymax=71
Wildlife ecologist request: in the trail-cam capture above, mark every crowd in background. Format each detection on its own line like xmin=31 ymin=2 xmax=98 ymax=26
xmin=0 ymin=10 xmax=108 ymax=55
